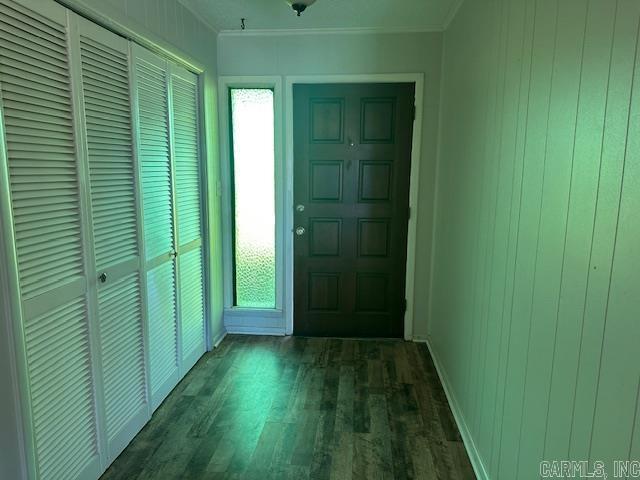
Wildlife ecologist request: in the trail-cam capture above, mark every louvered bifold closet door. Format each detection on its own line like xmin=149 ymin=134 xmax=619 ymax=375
xmin=0 ymin=0 xmax=101 ymax=479
xmin=75 ymin=16 xmax=150 ymax=461
xmin=131 ymin=44 xmax=180 ymax=410
xmin=170 ymin=64 xmax=206 ymax=374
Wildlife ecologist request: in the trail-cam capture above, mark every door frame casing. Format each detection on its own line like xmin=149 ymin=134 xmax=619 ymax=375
xmin=285 ymin=74 xmax=424 ymax=340
xmin=217 ymin=76 xmax=286 ymax=334
xmin=217 ymin=74 xmax=424 ymax=339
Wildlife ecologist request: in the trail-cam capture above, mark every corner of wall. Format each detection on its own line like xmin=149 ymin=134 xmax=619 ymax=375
xmin=442 ymin=0 xmax=465 ymax=31
xmin=426 ymin=338 xmax=490 ymax=480
xmin=424 ymin=11 xmax=449 ymax=339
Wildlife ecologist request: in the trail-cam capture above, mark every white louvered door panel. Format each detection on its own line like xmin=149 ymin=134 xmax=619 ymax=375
xmin=146 ymin=260 xmax=178 ymax=398
xmin=131 ymin=44 xmax=180 ymax=410
xmin=178 ymin=246 xmax=205 ymax=366
xmin=0 ymin=1 xmax=101 ymax=479
xmin=24 ymin=296 xmax=98 ymax=480
xmin=136 ymin=52 xmax=175 ymax=262
xmin=76 ymin=16 xmax=149 ymax=461
xmin=170 ymin=65 xmax=206 ymax=373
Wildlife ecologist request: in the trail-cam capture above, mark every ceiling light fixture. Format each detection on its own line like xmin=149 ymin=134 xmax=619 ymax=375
xmin=285 ymin=0 xmax=316 ymax=16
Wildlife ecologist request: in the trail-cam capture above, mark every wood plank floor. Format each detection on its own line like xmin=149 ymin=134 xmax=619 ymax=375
xmin=101 ymin=335 xmax=475 ymax=480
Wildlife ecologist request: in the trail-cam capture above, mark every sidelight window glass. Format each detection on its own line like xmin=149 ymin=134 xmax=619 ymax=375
xmin=229 ymin=88 xmax=276 ymax=308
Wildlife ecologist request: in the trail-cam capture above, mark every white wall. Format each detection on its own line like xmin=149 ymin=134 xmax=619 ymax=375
xmin=217 ymin=31 xmax=443 ymax=338
xmin=429 ymin=0 xmax=640 ymax=478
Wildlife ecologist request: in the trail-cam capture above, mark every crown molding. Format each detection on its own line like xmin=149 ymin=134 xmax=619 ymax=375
xmin=442 ymin=0 xmax=465 ymax=30
xmin=217 ymin=25 xmax=445 ymax=37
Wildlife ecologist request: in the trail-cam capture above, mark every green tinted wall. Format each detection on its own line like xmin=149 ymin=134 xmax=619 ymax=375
xmin=429 ymin=0 xmax=640 ymax=478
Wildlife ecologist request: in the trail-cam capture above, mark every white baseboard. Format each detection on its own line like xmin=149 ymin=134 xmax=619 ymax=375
xmin=211 ymin=328 xmax=227 ymax=349
xmin=224 ymin=325 xmax=286 ymax=336
xmin=424 ymin=336 xmax=490 ymax=480
xmin=411 ymin=334 xmax=430 ymax=342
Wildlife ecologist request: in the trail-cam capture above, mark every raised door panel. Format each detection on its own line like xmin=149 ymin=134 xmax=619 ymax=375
xmin=171 ymin=65 xmax=205 ymax=371
xmin=0 ymin=0 xmax=100 ymax=478
xmin=77 ymin=16 xmax=149 ymax=460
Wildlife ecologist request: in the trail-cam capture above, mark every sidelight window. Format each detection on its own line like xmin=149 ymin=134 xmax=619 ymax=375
xmin=229 ymin=88 xmax=276 ymax=308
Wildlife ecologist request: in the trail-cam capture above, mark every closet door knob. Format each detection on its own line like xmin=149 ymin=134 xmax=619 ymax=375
xmin=98 ymin=272 xmax=107 ymax=283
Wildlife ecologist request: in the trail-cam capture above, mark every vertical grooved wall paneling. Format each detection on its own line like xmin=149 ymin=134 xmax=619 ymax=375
xmin=429 ymin=0 xmax=640 ymax=478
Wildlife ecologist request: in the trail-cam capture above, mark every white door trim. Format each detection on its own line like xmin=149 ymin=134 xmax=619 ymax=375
xmin=284 ymin=74 xmax=425 ymax=340
xmin=217 ymin=76 xmax=286 ymax=334
xmin=217 ymin=74 xmax=424 ymax=339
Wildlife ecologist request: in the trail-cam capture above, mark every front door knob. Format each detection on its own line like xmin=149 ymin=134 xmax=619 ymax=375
xmin=295 ymin=227 xmax=305 ymax=236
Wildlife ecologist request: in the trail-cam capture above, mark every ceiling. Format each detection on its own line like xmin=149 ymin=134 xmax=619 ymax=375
xmin=179 ymin=0 xmax=462 ymax=34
